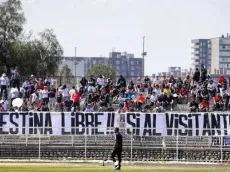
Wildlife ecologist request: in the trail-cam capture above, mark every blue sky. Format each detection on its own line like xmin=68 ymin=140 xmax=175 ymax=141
xmin=18 ymin=0 xmax=230 ymax=75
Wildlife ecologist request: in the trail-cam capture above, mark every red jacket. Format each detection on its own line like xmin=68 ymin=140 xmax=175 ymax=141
xmin=72 ymin=92 xmax=80 ymax=103
xmin=200 ymin=100 xmax=209 ymax=109
xmin=179 ymin=88 xmax=189 ymax=96
xmin=37 ymin=81 xmax=44 ymax=90
xmin=218 ymin=76 xmax=227 ymax=85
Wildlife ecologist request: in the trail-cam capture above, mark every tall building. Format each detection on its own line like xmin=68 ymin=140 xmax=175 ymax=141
xmin=211 ymin=36 xmax=230 ymax=75
xmin=191 ymin=39 xmax=211 ymax=71
xmin=191 ymin=35 xmax=230 ymax=75
xmin=60 ymin=51 xmax=143 ymax=78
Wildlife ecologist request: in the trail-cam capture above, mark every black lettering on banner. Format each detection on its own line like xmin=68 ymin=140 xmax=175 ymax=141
xmin=85 ymin=113 xmax=94 ymax=135
xmin=202 ymin=113 xmax=211 ymax=136
xmin=20 ymin=112 xmax=27 ymax=134
xmin=61 ymin=113 xmax=70 ymax=135
xmin=9 ymin=113 xmax=19 ymax=134
xmin=178 ymin=114 xmax=188 ymax=136
xmin=106 ymin=112 xmax=116 ymax=134
xmin=106 ymin=112 xmax=111 ymax=134
xmin=143 ymin=114 xmax=152 ymax=136
xmin=28 ymin=112 xmax=34 ymax=134
xmin=222 ymin=114 xmax=228 ymax=135
xmin=126 ymin=113 xmax=140 ymax=135
xmin=44 ymin=112 xmax=52 ymax=134
xmin=187 ymin=114 xmax=193 ymax=136
xmin=211 ymin=113 xmax=221 ymax=135
xmin=95 ymin=113 xmax=104 ymax=135
xmin=71 ymin=112 xmax=75 ymax=135
xmin=174 ymin=114 xmax=179 ymax=136
xmin=165 ymin=113 xmax=173 ymax=135
xmin=152 ymin=114 xmax=161 ymax=136
xmin=194 ymin=114 xmax=201 ymax=136
xmin=33 ymin=112 xmax=43 ymax=134
xmin=75 ymin=112 xmax=85 ymax=135
xmin=0 ymin=113 xmax=8 ymax=134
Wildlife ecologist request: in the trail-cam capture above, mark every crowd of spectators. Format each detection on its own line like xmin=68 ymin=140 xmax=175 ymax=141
xmin=0 ymin=64 xmax=229 ymax=112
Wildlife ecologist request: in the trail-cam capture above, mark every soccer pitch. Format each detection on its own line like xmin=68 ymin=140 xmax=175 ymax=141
xmin=0 ymin=163 xmax=229 ymax=172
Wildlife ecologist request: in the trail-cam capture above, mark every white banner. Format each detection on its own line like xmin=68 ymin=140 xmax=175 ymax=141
xmin=125 ymin=112 xmax=230 ymax=136
xmin=0 ymin=112 xmax=118 ymax=135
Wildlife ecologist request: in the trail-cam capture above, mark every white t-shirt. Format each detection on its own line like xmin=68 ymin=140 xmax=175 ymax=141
xmin=41 ymin=89 xmax=49 ymax=98
xmin=150 ymin=95 xmax=158 ymax=102
xmin=69 ymin=89 xmax=75 ymax=100
xmin=207 ymin=83 xmax=216 ymax=91
xmin=10 ymin=88 xmax=19 ymax=98
xmin=0 ymin=76 xmax=8 ymax=86
xmin=31 ymin=93 xmax=38 ymax=103
xmin=97 ymin=78 xmax=105 ymax=86
xmin=62 ymin=88 xmax=69 ymax=97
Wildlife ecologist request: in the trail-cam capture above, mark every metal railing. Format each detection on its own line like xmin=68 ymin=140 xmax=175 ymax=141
xmin=0 ymin=127 xmax=229 ymax=162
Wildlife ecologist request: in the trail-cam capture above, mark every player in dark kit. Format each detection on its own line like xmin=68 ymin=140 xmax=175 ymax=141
xmin=111 ymin=127 xmax=123 ymax=170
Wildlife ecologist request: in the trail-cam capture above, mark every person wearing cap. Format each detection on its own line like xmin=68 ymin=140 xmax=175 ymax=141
xmin=0 ymin=73 xmax=9 ymax=99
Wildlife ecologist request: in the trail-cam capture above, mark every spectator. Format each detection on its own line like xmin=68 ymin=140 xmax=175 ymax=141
xmin=189 ymin=98 xmax=199 ymax=112
xmin=0 ymin=73 xmax=9 ymax=99
xmin=200 ymin=64 xmax=207 ymax=83
xmin=97 ymin=74 xmax=105 ymax=91
xmin=48 ymin=85 xmax=56 ymax=110
xmin=69 ymin=86 xmax=76 ymax=101
xmin=88 ymin=75 xmax=96 ymax=92
xmin=11 ymin=67 xmax=20 ymax=91
xmin=10 ymin=85 xmax=19 ymax=106
xmin=193 ymin=68 xmax=200 ymax=84
xmin=61 ymin=85 xmax=69 ymax=101
xmin=72 ymin=89 xmax=81 ymax=112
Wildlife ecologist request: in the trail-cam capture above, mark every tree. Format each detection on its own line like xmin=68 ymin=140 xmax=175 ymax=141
xmin=87 ymin=64 xmax=116 ymax=78
xmin=0 ymin=0 xmax=63 ymax=77
xmin=59 ymin=64 xmax=75 ymax=87
xmin=0 ymin=0 xmax=26 ymax=74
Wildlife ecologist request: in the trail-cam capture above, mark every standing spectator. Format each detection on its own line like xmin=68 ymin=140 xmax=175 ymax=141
xmin=48 ymin=85 xmax=56 ymax=110
xmin=143 ymin=76 xmax=151 ymax=94
xmin=97 ymin=74 xmax=105 ymax=91
xmin=0 ymin=73 xmax=9 ymax=99
xmin=72 ymin=89 xmax=81 ymax=112
xmin=10 ymin=85 xmax=19 ymax=106
xmin=37 ymin=78 xmax=44 ymax=90
xmin=80 ymin=76 xmax=88 ymax=91
xmin=11 ymin=67 xmax=20 ymax=91
xmin=117 ymin=75 xmax=126 ymax=89
xmin=88 ymin=75 xmax=96 ymax=92
xmin=61 ymin=85 xmax=69 ymax=101
xmin=69 ymin=86 xmax=76 ymax=101
xmin=41 ymin=86 xmax=49 ymax=104
xmin=200 ymin=64 xmax=207 ymax=83
xmin=193 ymin=68 xmax=200 ymax=84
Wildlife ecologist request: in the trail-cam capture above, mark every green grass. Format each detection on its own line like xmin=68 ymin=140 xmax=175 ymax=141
xmin=0 ymin=164 xmax=229 ymax=172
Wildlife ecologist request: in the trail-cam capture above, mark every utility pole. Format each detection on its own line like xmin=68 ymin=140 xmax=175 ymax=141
xmin=141 ymin=36 xmax=147 ymax=76
xmin=74 ymin=47 xmax=77 ymax=77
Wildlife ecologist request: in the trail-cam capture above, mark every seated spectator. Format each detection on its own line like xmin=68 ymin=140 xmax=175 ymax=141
xmin=163 ymin=85 xmax=171 ymax=96
xmin=0 ymin=97 xmax=9 ymax=111
xmin=189 ymin=98 xmax=199 ymax=112
xmin=136 ymin=93 xmax=145 ymax=111
xmin=85 ymin=103 xmax=94 ymax=112
xmin=213 ymin=93 xmax=224 ymax=110
xmin=199 ymin=99 xmax=209 ymax=112
xmin=179 ymin=85 xmax=189 ymax=99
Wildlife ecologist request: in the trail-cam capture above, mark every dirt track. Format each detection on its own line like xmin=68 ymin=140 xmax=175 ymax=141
xmin=0 ymin=160 xmax=229 ymax=169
